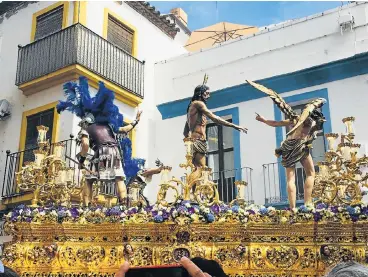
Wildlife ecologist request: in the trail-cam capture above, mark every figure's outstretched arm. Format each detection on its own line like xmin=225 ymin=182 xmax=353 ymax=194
xmin=195 ymin=102 xmax=248 ymax=133
xmin=119 ymin=111 xmax=142 ymax=134
xmin=255 ymin=113 xmax=292 ymax=127
xmin=140 ymin=167 xmax=162 ymax=178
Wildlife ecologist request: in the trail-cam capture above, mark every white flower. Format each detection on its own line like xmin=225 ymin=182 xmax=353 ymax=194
xmin=244 ymin=211 xmax=249 ymax=216
xmin=204 ymin=208 xmax=210 ymax=214
xmin=51 ymin=211 xmax=57 ymax=217
xmin=185 ymin=203 xmax=191 ymax=208
xmin=172 ymin=211 xmax=178 ymax=217
xmin=355 ymin=207 xmax=361 ymax=214
xmin=6 ymin=212 xmax=12 ymax=218
xmin=158 ymin=211 xmax=163 ymax=216
xmin=280 ymin=217 xmax=288 ymax=223
xmin=190 ymin=214 xmax=199 ymax=221
xmin=95 ymin=208 xmax=101 ymax=213
xmin=267 ymin=207 xmax=276 ymax=212
xmin=292 ymin=208 xmax=298 ymax=213
xmin=194 ymin=208 xmax=199 ymax=213
xmin=120 ymin=213 xmax=126 ymax=217
xmin=39 ymin=211 xmax=45 ymax=216
xmin=338 ymin=207 xmax=343 ymax=212
xmin=227 ymin=210 xmax=232 ymax=214
xmin=66 ymin=211 xmax=72 ymax=217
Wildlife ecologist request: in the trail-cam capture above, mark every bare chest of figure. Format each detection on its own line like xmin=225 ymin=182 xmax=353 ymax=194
xmin=287 ymin=124 xmax=312 ymax=140
xmin=188 ymin=105 xmax=207 ymax=139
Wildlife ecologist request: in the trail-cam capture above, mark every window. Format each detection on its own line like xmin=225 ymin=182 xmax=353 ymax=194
xmin=31 ymin=2 xmax=69 ymax=42
xmin=23 ymin=109 xmax=55 ymax=164
xmin=107 ymin=15 xmax=134 ymax=55
xmin=206 ymin=116 xmax=235 ymax=203
xmin=34 ymin=6 xmax=63 ymax=41
xmin=287 ymin=103 xmax=326 ymax=200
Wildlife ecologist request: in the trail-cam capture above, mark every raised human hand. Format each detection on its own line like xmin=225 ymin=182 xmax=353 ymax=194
xmin=255 ymin=112 xmax=265 ymax=123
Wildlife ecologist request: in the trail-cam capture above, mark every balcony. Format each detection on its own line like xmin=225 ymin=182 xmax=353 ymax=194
xmin=16 ymin=24 xmax=144 ymax=105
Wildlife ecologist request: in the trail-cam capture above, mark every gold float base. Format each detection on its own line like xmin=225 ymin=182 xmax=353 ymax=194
xmin=2 ymin=221 xmax=368 ymax=277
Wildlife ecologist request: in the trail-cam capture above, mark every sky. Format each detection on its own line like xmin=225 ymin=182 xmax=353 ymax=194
xmin=151 ymin=1 xmax=348 ymax=30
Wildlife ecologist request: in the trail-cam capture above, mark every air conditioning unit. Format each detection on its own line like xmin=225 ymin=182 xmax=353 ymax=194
xmin=338 ymin=14 xmax=355 ymax=34
xmin=0 ymin=99 xmax=11 ymax=121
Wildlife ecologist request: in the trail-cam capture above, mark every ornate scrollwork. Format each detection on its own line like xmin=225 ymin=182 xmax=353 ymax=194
xmin=27 ymin=244 xmax=58 ymax=265
xmin=251 ymin=248 xmax=265 ymax=269
xmin=266 ymin=246 xmax=299 ymax=268
xmin=76 ymin=246 xmax=106 ymax=267
xmin=300 ymin=248 xmax=316 ymax=269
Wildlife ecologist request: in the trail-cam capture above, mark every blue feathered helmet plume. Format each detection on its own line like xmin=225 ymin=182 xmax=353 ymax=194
xmin=57 ymin=76 xmax=145 ymax=183
xmin=120 ymin=136 xmax=146 ymax=184
xmin=57 ymin=76 xmax=123 ymax=133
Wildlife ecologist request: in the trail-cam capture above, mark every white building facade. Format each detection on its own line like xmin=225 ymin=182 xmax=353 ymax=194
xmin=151 ymin=2 xmax=368 ymax=206
xmin=0 ymin=1 xmax=187 ymax=208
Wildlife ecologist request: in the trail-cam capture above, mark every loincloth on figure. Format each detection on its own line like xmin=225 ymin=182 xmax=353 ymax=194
xmin=193 ymin=139 xmax=208 ymax=155
xmin=86 ymin=143 xmax=125 ymax=181
xmin=275 ymin=138 xmax=311 ymax=168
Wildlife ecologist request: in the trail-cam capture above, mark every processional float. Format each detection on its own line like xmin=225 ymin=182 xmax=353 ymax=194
xmin=2 ymin=115 xmax=368 ymax=277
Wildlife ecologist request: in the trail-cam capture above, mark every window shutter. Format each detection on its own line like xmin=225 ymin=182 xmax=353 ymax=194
xmin=34 ymin=5 xmax=63 ymax=41
xmin=107 ymin=15 xmax=134 ymax=55
xmin=23 ymin=109 xmax=54 ymax=164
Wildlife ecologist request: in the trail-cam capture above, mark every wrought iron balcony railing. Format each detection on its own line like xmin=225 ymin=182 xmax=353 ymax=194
xmin=16 ymin=23 xmax=145 ymax=98
xmin=263 ymin=157 xmax=323 ymax=205
xmin=2 ymin=138 xmax=254 ymax=205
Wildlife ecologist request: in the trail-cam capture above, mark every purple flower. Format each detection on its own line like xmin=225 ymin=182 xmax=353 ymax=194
xmin=70 ymin=207 xmax=79 ymax=218
xmin=351 ymin=215 xmax=359 ymax=222
xmin=313 ymin=212 xmax=322 ymax=222
xmin=211 ymin=205 xmax=220 ymax=214
xmin=221 ymin=205 xmax=230 ymax=213
xmin=25 ymin=217 xmax=32 ymax=223
xmin=330 ymin=206 xmax=339 ymax=213
xmin=299 ymin=205 xmax=309 ymax=213
xmin=109 ymin=206 xmax=121 ymax=216
xmin=127 ymin=208 xmax=138 ymax=216
xmin=316 ymin=203 xmax=327 ymax=210
xmin=162 ymin=210 xmax=170 ymax=219
xmin=151 ymin=210 xmax=158 ymax=217
xmin=188 ymin=207 xmax=195 ymax=214
xmin=154 ymin=215 xmax=164 ymax=223
xmin=57 ymin=210 xmax=66 ymax=218
xmin=177 ymin=206 xmax=188 ymax=215
xmin=247 ymin=209 xmax=256 ymax=215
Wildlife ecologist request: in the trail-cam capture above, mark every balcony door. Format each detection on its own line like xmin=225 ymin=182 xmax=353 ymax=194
xmin=206 ymin=116 xmax=235 ymax=203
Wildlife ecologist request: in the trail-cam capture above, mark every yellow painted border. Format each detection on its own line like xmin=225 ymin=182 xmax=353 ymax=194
xmin=103 ymin=8 xmax=138 ymax=57
xmin=18 ymin=65 xmax=143 ymax=107
xmin=73 ymin=1 xmax=87 ymax=25
xmin=31 ymin=1 xmax=70 ymax=42
xmin=19 ymin=102 xmax=60 ymax=164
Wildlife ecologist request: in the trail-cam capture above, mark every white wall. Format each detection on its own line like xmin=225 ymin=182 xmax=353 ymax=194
xmin=154 ymin=2 xmax=368 ymax=105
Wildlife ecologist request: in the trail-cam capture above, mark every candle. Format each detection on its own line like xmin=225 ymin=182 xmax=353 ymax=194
xmin=37 ymin=125 xmax=49 ymax=144
xmin=66 ymin=168 xmax=74 ymax=182
xmin=33 ymin=150 xmax=45 ymax=166
xmin=235 ymin=181 xmax=247 ymax=199
xmin=340 ymin=143 xmax=352 ymax=161
xmin=160 ymin=166 xmax=172 ymax=183
xmin=342 ymin=117 xmax=355 ymax=135
xmin=183 ymin=138 xmax=193 ymax=155
xmin=325 ymin=133 xmax=338 ymax=151
xmin=53 ymin=143 xmax=64 ymax=159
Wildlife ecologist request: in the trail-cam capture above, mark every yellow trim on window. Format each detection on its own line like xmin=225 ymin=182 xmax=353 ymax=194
xmin=102 ymin=8 xmax=138 ymax=57
xmin=18 ymin=102 xmax=60 ymax=166
xmin=73 ymin=1 xmax=87 ymax=25
xmin=30 ymin=1 xmax=70 ymax=42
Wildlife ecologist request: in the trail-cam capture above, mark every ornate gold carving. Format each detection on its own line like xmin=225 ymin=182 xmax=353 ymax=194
xmin=266 ymin=246 xmax=299 ymax=268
